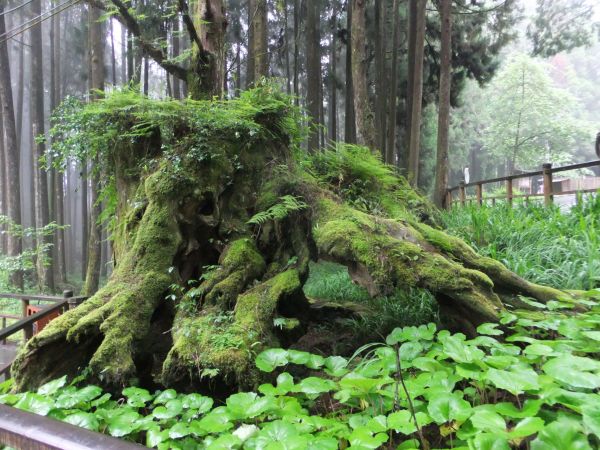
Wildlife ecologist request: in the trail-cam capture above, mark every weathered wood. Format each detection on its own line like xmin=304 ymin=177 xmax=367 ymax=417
xmin=543 ymin=163 xmax=553 ymax=206
xmin=459 ymin=180 xmax=466 ymax=206
xmin=506 ymin=178 xmax=513 ymax=207
xmin=0 ymin=300 xmax=69 ymax=343
xmin=0 ymin=404 xmax=145 ymax=449
xmin=476 ymin=183 xmax=483 ymax=206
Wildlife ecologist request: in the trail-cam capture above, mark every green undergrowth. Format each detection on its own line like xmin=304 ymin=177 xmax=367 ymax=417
xmin=303 ymin=261 xmax=439 ymax=340
xmin=442 ymin=195 xmax=600 ymax=290
xmin=4 ymin=293 xmax=600 ymax=449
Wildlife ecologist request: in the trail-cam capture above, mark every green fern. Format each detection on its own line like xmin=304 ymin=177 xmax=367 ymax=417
xmin=247 ymin=195 xmax=308 ymax=226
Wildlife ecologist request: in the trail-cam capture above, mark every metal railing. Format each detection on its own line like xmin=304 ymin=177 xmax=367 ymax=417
xmin=0 ymin=404 xmax=144 ymax=449
xmin=446 ymin=160 xmax=600 ymax=209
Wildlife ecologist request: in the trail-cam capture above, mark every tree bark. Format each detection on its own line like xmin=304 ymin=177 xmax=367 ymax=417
xmin=253 ymin=0 xmax=268 ymax=80
xmin=52 ymin=4 xmax=67 ymax=285
xmin=0 ymin=4 xmax=23 ymax=289
xmin=306 ymin=0 xmax=321 ymax=152
xmin=344 ymin=0 xmax=356 ymax=144
xmin=404 ymin=0 xmax=417 ymax=169
xmin=188 ymin=0 xmax=227 ymax=99
xmin=292 ymin=0 xmax=300 ymax=103
xmin=350 ymin=0 xmax=377 ymax=151
xmin=172 ymin=18 xmax=181 ymax=98
xmin=83 ymin=5 xmax=105 ymax=296
xmin=386 ymin=0 xmax=400 ymax=166
xmin=374 ymin=0 xmax=387 ymax=156
xmin=328 ymin=0 xmax=338 ymax=143
xmin=434 ymin=0 xmax=452 ymax=208
xmin=246 ymin=0 xmax=256 ymax=88
xmin=31 ymin=0 xmax=54 ymax=291
xmin=407 ymin=0 xmax=426 ymax=186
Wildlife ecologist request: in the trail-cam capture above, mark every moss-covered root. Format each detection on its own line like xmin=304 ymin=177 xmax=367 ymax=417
xmin=12 ymin=177 xmax=182 ymax=391
xmin=200 ymin=238 xmax=266 ymax=308
xmin=162 ymin=269 xmax=304 ymax=389
xmin=413 ymin=222 xmax=574 ymax=305
xmin=312 ymin=199 xmax=504 ymax=329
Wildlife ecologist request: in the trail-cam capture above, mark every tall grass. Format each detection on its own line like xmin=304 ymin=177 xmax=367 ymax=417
xmin=442 ymin=194 xmax=600 ymax=291
xmin=303 ymin=261 xmax=439 ymax=340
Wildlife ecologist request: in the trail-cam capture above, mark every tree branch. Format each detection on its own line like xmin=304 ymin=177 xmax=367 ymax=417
xmin=87 ymin=0 xmax=189 ymax=81
xmin=177 ymin=0 xmax=203 ymax=51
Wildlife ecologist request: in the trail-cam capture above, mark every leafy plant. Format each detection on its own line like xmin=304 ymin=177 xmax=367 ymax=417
xmin=4 ymin=291 xmax=600 ymax=449
xmin=247 ymin=195 xmax=308 ymax=226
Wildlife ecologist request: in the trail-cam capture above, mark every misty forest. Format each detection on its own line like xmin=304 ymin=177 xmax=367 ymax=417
xmin=0 ymin=0 xmax=600 ymax=449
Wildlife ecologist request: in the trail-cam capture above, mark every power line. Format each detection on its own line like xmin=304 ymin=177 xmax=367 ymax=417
xmin=0 ymin=0 xmax=81 ymax=45
xmin=0 ymin=0 xmax=35 ymax=17
xmin=0 ymin=0 xmax=76 ymax=40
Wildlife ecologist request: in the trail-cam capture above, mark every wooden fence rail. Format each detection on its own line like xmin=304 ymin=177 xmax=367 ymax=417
xmin=0 ymin=291 xmax=87 ymax=380
xmin=446 ymin=160 xmax=600 ymax=209
xmin=0 ymin=404 xmax=144 ymax=449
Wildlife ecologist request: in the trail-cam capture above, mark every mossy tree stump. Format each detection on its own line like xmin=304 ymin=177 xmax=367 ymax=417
xmin=12 ymin=88 xmax=572 ymax=392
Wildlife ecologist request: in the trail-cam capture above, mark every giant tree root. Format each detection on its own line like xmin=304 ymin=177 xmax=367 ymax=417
xmin=11 ymin=90 xmax=575 ymax=392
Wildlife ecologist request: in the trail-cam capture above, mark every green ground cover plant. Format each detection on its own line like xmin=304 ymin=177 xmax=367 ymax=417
xmin=2 ymin=291 xmax=600 ymax=449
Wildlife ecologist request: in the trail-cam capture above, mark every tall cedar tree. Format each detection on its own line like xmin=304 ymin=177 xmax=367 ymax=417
xmin=306 ymin=0 xmax=321 ymax=151
xmin=83 ymin=6 xmax=106 ymax=296
xmin=407 ymin=0 xmax=426 ymax=185
xmin=350 ymin=0 xmax=376 ymax=150
xmin=0 ymin=4 xmax=23 ymax=289
xmin=31 ymin=0 xmax=55 ymax=290
xmin=434 ymin=0 xmax=452 ymax=208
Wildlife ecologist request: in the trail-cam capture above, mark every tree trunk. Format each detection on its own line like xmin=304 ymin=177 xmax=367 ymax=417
xmin=0 ymin=4 xmax=23 ymax=290
xmin=328 ymin=0 xmax=338 ymax=143
xmin=83 ymin=6 xmax=105 ymax=296
xmin=283 ymin=0 xmax=291 ymax=95
xmin=12 ymin=91 xmax=570 ymax=393
xmin=0 ymin=104 xmax=6 ymax=255
xmin=344 ymin=0 xmax=356 ymax=144
xmin=407 ymin=0 xmax=426 ymax=186
xmin=246 ymin=0 xmax=256 ymax=88
xmin=434 ymin=0 xmax=452 ymax=208
xmin=52 ymin=4 xmax=67 ymax=285
xmin=404 ymin=0 xmax=417 ymax=168
xmin=292 ymin=0 xmax=300 ymax=103
xmin=374 ymin=0 xmax=387 ymax=156
xmin=188 ymin=0 xmax=227 ymax=99
xmin=172 ymin=18 xmax=181 ymax=98
xmin=253 ymin=0 xmax=268 ymax=80
xmin=306 ymin=0 xmax=321 ymax=152
xmin=31 ymin=0 xmax=54 ymax=292
xmin=386 ymin=0 xmax=400 ymax=166
xmin=350 ymin=0 xmax=376 ymax=150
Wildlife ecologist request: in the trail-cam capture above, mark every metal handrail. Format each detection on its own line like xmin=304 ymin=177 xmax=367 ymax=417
xmin=0 ymin=404 xmax=145 ymax=449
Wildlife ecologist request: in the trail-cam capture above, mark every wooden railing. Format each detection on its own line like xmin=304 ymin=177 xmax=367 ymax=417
xmin=0 ymin=404 xmax=144 ymax=449
xmin=0 ymin=291 xmax=87 ymax=379
xmin=446 ymin=160 xmax=600 ymax=209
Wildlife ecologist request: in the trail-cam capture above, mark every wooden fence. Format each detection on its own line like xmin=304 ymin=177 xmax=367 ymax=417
xmin=0 ymin=404 xmax=144 ymax=449
xmin=0 ymin=293 xmax=140 ymax=449
xmin=446 ymin=160 xmax=600 ymax=209
xmin=0 ymin=291 xmax=87 ymax=379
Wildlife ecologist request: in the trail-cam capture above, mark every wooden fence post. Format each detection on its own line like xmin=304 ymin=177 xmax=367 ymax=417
xmin=506 ymin=178 xmax=513 ymax=207
xmin=21 ymin=298 xmax=29 ymax=319
xmin=543 ymin=163 xmax=553 ymax=206
xmin=459 ymin=180 xmax=466 ymax=206
xmin=476 ymin=183 xmax=483 ymax=206
xmin=446 ymin=190 xmax=452 ymax=210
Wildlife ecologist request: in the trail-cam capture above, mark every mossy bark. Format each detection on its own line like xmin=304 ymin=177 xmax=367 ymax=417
xmin=11 ymin=92 xmax=575 ymax=392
